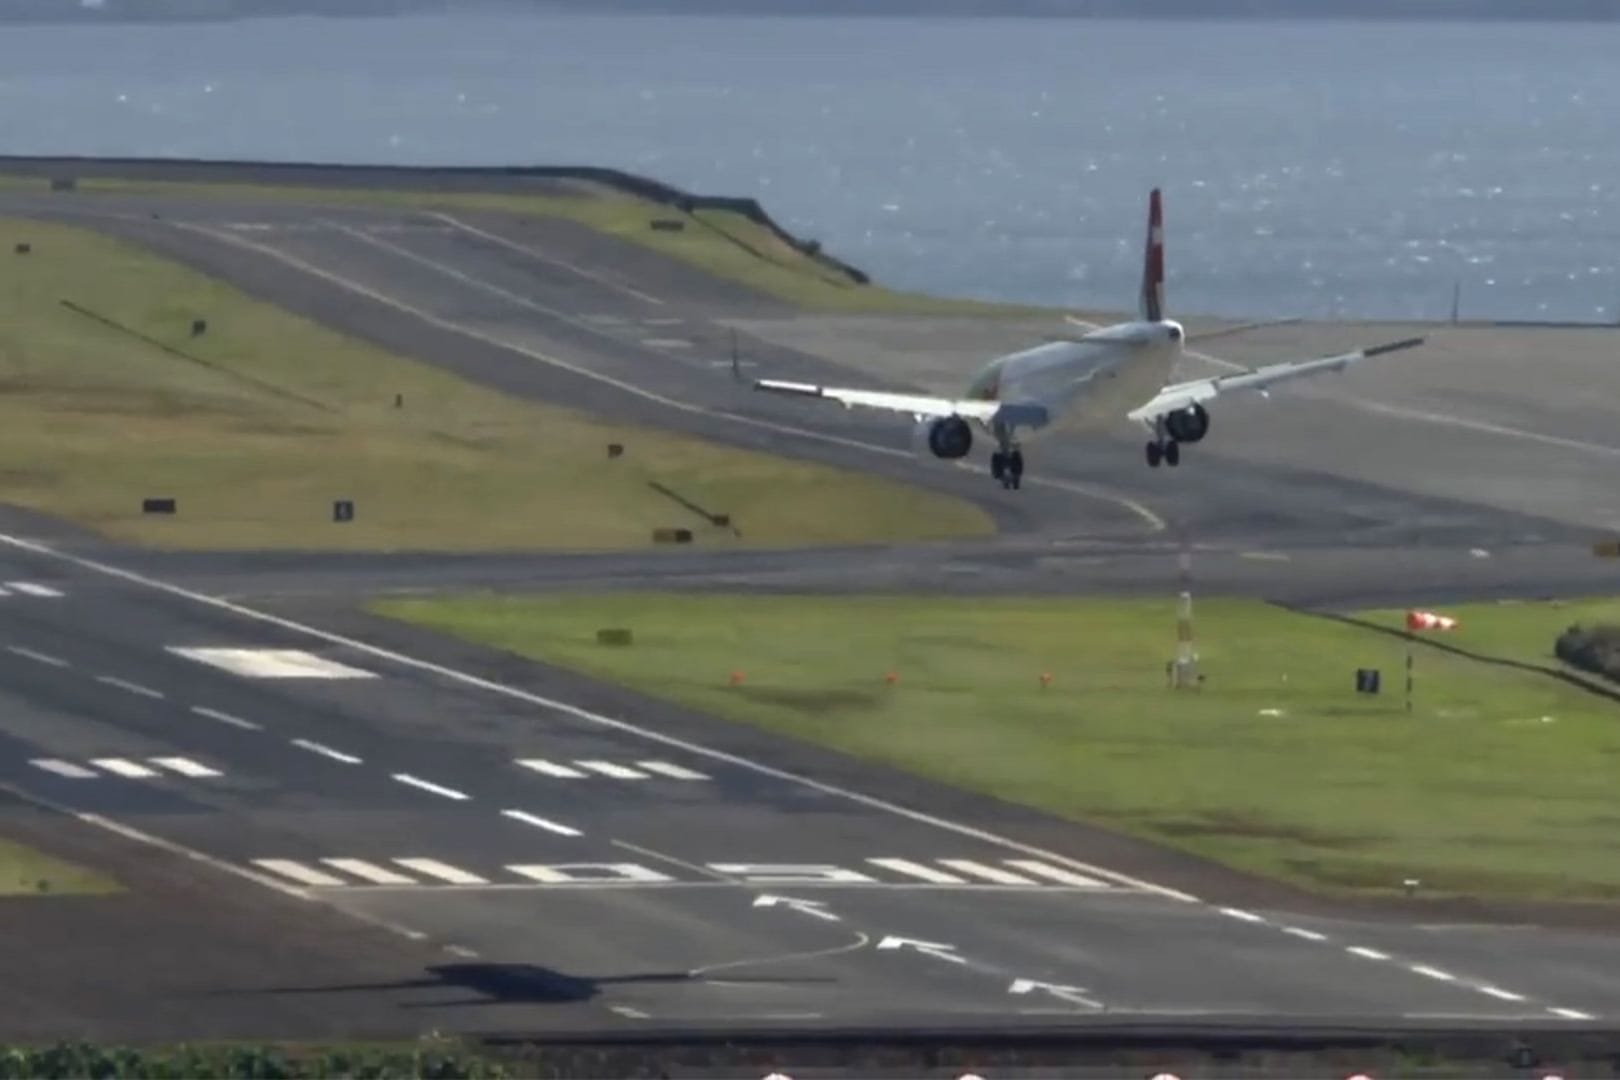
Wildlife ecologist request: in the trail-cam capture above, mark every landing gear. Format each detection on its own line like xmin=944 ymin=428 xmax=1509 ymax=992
xmin=991 ymin=449 xmax=1024 ymax=490
xmin=1145 ymin=416 xmax=1181 ymax=469
xmin=1145 ymin=439 xmax=1181 ymax=467
xmin=990 ymin=425 xmax=1024 ymax=490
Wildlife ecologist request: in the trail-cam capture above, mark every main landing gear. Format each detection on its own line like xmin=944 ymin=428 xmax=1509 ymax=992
xmin=990 ymin=448 xmax=1024 ymax=490
xmin=1145 ymin=414 xmax=1180 ymax=468
xmin=990 ymin=424 xmax=1024 ymax=490
xmin=1145 ymin=439 xmax=1180 ymax=468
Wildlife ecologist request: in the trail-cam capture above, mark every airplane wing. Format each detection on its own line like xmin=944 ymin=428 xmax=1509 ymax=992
xmin=1127 ymin=336 xmax=1425 ymax=423
xmin=753 ymin=378 xmax=1005 ymax=423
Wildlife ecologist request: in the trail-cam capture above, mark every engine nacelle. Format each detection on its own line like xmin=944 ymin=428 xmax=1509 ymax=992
xmin=1164 ymin=403 xmax=1210 ymax=443
xmin=918 ymin=414 xmax=973 ymax=459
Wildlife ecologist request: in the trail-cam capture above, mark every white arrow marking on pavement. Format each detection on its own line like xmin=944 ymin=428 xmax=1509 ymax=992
xmin=1008 ymin=977 xmax=1103 ymax=1008
xmin=752 ymin=894 xmax=841 ymax=923
xmin=876 ymin=936 xmax=967 ymax=965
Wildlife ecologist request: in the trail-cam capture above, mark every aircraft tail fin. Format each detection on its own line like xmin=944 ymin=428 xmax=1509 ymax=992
xmin=1138 ymin=187 xmax=1165 ymax=323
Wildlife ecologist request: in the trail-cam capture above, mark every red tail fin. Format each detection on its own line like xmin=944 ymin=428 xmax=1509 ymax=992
xmin=1138 ymin=188 xmax=1165 ymax=323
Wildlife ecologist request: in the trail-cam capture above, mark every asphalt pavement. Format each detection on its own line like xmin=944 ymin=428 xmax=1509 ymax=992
xmin=0 ymin=182 xmax=1617 ymax=1045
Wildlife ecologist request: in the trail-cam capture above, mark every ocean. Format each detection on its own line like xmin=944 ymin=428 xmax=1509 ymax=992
xmin=2 ymin=10 xmax=1618 ymax=322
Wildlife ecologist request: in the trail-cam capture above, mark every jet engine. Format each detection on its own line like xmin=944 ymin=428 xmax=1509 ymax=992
xmin=917 ymin=415 xmax=973 ymax=459
xmin=1164 ymin=403 xmax=1210 ymax=443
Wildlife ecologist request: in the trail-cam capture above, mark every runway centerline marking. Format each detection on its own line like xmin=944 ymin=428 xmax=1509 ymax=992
xmin=292 ymin=738 xmax=363 ymax=765
xmin=171 ymin=218 xmax=1162 ymax=532
xmin=95 ymin=674 xmax=165 ymax=699
xmin=392 ymin=773 xmax=469 ymax=801
xmin=7 ymin=645 xmax=67 ymax=667
xmin=501 ymin=808 xmax=583 ymax=837
xmin=429 ymin=211 xmax=666 ymax=306
xmin=190 ymin=705 xmax=262 ymax=731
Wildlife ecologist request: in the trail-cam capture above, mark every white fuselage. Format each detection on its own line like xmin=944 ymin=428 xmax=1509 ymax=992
xmin=964 ymin=320 xmax=1184 ymax=437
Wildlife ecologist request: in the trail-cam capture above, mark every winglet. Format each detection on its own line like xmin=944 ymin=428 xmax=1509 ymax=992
xmin=1139 ymin=187 xmax=1165 ymax=323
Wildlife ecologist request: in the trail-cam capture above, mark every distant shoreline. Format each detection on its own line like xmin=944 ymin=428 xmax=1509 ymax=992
xmin=3 ymin=5 xmax=1617 ymax=26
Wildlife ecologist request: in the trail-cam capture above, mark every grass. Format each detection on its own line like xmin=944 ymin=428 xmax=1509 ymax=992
xmin=371 ymin=591 xmax=1620 ymax=905
xmin=0 ymin=216 xmax=994 ymax=550
xmin=0 ymin=836 xmax=120 ymax=897
xmin=5 ymin=172 xmax=1057 ymax=316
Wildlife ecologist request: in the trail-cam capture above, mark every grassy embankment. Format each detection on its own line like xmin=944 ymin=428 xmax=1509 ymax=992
xmin=0 ymin=836 xmax=119 ymax=897
xmin=0 ymin=217 xmax=993 ymax=549
xmin=373 ymin=591 xmax=1620 ymax=905
xmin=0 ymin=172 xmax=1060 ymax=317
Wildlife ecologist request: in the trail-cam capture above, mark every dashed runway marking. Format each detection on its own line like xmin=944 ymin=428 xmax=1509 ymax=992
xmin=392 ymin=773 xmax=469 ymax=800
xmin=166 ymin=646 xmax=377 ymax=679
xmin=30 ymin=756 xmax=222 ymax=780
xmin=501 ymin=809 xmax=583 ymax=837
xmin=292 ymin=738 xmax=363 ymax=764
xmin=95 ymin=675 xmax=165 ymax=699
xmin=7 ymin=645 xmax=67 ymax=667
xmin=0 ymin=581 xmax=65 ymax=598
xmin=516 ymin=758 xmax=710 ymax=781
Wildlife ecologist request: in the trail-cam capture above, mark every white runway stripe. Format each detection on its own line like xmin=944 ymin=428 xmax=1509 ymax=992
xmin=292 ymin=738 xmax=362 ymax=764
xmin=636 ymin=760 xmax=710 ymax=780
xmin=516 ymin=758 xmax=586 ymax=778
xmin=392 ymin=773 xmax=469 ymax=800
xmin=576 ymin=760 xmax=647 ymax=779
xmin=253 ymin=859 xmax=346 ymax=887
xmin=321 ymin=858 xmax=414 ymax=885
xmin=150 ymin=756 xmax=221 ymax=778
xmin=168 ymin=646 xmax=376 ymax=679
xmin=190 ymin=705 xmax=261 ymax=731
xmin=501 ymin=809 xmax=583 ymax=837
xmin=6 ymin=582 xmax=63 ymax=597
xmin=393 ymin=858 xmax=486 ymax=884
xmin=867 ymin=858 xmax=967 ymax=884
xmin=1004 ymin=859 xmax=1108 ymax=887
xmin=95 ymin=675 xmax=164 ymax=699
xmin=938 ymin=859 xmax=1036 ymax=885
xmin=90 ymin=757 xmax=157 ymax=778
xmin=30 ymin=759 xmax=96 ymax=778
xmin=8 ymin=645 xmax=67 ymax=667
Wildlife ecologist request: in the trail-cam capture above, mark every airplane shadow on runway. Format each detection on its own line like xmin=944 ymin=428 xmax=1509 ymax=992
xmin=204 ymin=962 xmax=836 ymax=1009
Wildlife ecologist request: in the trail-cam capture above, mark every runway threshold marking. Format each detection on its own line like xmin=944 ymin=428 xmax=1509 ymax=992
xmin=173 ymin=218 xmax=1163 ymax=533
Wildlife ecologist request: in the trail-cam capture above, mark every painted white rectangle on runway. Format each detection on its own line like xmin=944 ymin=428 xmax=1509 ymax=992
xmin=938 ymin=859 xmax=1036 ymax=885
xmin=516 ymin=758 xmax=586 ymax=778
xmin=501 ymin=809 xmax=583 ymax=837
xmin=636 ymin=760 xmax=710 ymax=780
xmin=393 ymin=858 xmax=486 ymax=884
xmin=253 ymin=859 xmax=346 ymax=887
xmin=90 ymin=757 xmax=157 ymax=778
xmin=576 ymin=760 xmax=647 ymax=779
xmin=322 ymin=858 xmax=415 ymax=885
xmin=5 ymin=582 xmax=63 ymax=597
xmin=506 ymin=862 xmax=673 ymax=884
xmin=150 ymin=756 xmax=221 ymax=778
xmin=1003 ymin=860 xmax=1109 ymax=887
xmin=30 ymin=759 xmax=96 ymax=778
xmin=866 ymin=858 xmax=967 ymax=884
xmin=167 ymin=647 xmax=377 ymax=679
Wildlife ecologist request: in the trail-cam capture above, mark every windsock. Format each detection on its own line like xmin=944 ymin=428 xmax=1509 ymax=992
xmin=1406 ymin=609 xmax=1458 ymax=631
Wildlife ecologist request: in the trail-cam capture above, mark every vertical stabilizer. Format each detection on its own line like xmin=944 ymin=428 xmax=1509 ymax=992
xmin=1138 ymin=187 xmax=1165 ymax=323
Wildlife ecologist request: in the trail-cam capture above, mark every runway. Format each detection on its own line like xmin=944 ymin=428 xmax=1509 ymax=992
xmin=0 ymin=174 xmax=1618 ymax=1053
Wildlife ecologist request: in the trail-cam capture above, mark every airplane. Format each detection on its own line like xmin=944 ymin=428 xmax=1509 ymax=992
xmin=749 ymin=188 xmax=1424 ymax=490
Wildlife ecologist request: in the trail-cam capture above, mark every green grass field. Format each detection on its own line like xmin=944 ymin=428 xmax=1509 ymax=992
xmin=371 ymin=591 xmax=1620 ymax=905
xmin=0 ymin=836 xmax=120 ymax=897
xmin=0 ymin=217 xmax=993 ymax=550
xmin=8 ymin=173 xmax=1056 ymax=316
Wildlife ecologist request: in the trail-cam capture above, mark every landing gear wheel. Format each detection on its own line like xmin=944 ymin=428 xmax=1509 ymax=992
xmin=1008 ymin=450 xmax=1024 ymax=490
xmin=1146 ymin=441 xmax=1163 ymax=468
xmin=990 ymin=452 xmax=1006 ymax=481
xmin=1164 ymin=440 xmax=1180 ymax=467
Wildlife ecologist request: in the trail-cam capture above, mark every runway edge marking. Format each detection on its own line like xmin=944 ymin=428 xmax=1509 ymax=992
xmin=163 ymin=217 xmax=1164 ymax=534
xmin=0 ymin=529 xmax=1192 ymax=902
